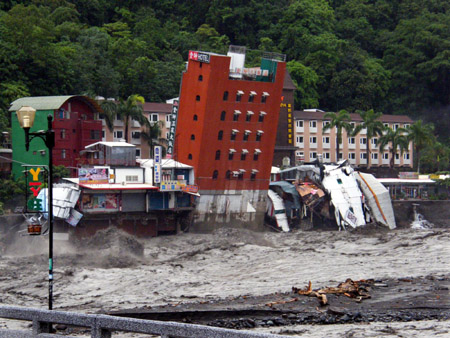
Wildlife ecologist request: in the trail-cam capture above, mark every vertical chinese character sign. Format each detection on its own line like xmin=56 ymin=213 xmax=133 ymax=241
xmin=25 ymin=166 xmax=46 ymax=212
xmin=166 ymin=100 xmax=179 ymax=156
xmin=154 ymin=146 xmax=162 ymax=184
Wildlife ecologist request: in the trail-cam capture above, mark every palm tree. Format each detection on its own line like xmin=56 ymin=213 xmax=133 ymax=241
xmin=379 ymin=127 xmax=409 ymax=169
xmin=406 ymin=120 xmax=435 ymax=174
xmin=141 ymin=120 xmax=163 ymax=158
xmin=353 ymin=109 xmax=385 ymax=169
xmin=323 ymin=110 xmax=353 ymax=162
xmin=100 ymin=95 xmax=148 ymax=142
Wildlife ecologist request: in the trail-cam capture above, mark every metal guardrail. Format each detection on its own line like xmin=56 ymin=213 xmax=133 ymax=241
xmin=0 ymin=305 xmax=286 ymax=338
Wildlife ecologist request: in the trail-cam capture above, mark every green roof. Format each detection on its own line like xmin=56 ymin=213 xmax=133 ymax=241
xmin=9 ymin=95 xmax=102 ymax=112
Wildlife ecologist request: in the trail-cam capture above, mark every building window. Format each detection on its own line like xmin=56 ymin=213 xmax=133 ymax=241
xmin=253 ymin=152 xmax=259 ymax=161
xmin=212 ymin=170 xmax=218 ymax=180
xmin=243 ymin=132 xmax=250 ymax=141
xmin=226 ymin=170 xmax=231 ymax=179
xmin=188 ymin=154 xmax=192 ymax=160
xmin=196 ymin=95 xmax=200 ymax=101
xmin=309 ymin=121 xmax=317 ymax=129
xmin=360 ymin=138 xmax=367 ymax=145
xmin=246 ymin=113 xmax=252 ymax=122
xmin=223 ymin=91 xmax=228 ymax=101
xmin=149 ymin=114 xmax=158 ymax=122
xmin=393 ymin=124 xmax=399 ymax=131
xmin=191 ymin=134 xmax=195 ymax=140
xmin=258 ymin=113 xmax=265 ymax=122
xmin=372 ymin=138 xmax=378 ymax=146
xmin=348 ymin=137 xmax=355 ymax=144
xmin=249 ymin=94 xmax=254 ymax=103
xmin=114 ymin=130 xmax=123 ymax=139
xmin=241 ymin=153 xmax=247 ymax=161
xmin=91 ymin=130 xmax=100 ymax=139
xmin=126 ymin=175 xmax=139 ymax=182
xmin=310 ymin=152 xmax=317 ymax=160
xmin=60 ymin=129 xmax=66 ymax=139
xmin=404 ymin=124 xmax=410 ymax=129
xmin=233 ymin=112 xmax=239 ymax=121
xmin=372 ymin=153 xmax=378 ymax=160
xmin=61 ymin=149 xmax=66 ymax=159
xmin=360 ymin=153 xmax=367 ymax=159
xmin=132 ymin=131 xmax=141 ymax=139
xmin=348 ymin=152 xmax=356 ymax=160
xmin=256 ymin=131 xmax=263 ymax=142
xmin=231 ymin=131 xmax=237 ymax=141
xmin=395 ymin=153 xmax=400 ymax=160
xmin=220 ymin=111 xmax=226 ymax=121
xmin=323 ymin=136 xmax=330 ymax=144
xmin=261 ymin=95 xmax=267 ymax=103
xmin=236 ymin=92 xmax=242 ymax=102
xmin=322 ymin=121 xmax=330 ymax=129
xmin=403 ymin=153 xmax=410 ymax=160
xmin=251 ymin=172 xmax=256 ymax=180
xmin=383 ymin=153 xmax=389 ymax=160
xmin=135 ymin=149 xmax=141 ymax=158
xmin=218 ymin=130 xmax=223 ymax=140
xmin=296 ymin=120 xmax=304 ymax=128
xmin=102 ymin=130 xmax=105 ymax=139
xmin=296 ymin=136 xmax=303 ymax=144
xmin=310 ymin=136 xmax=317 ymax=143
xmin=198 ymin=75 xmax=203 ymax=81
xmin=229 ymin=152 xmax=234 ymax=160
xmin=323 ymin=152 xmax=330 ymax=160
xmin=238 ymin=172 xmax=244 ymax=180
xmin=193 ymin=114 xmax=198 ymax=121
xmin=215 ymin=150 xmax=221 ymax=160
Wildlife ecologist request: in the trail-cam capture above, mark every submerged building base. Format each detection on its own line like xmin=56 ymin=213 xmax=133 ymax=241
xmin=191 ymin=189 xmax=268 ymax=232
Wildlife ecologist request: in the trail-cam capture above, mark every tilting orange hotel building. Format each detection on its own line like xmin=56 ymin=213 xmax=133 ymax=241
xmin=175 ymin=46 xmax=286 ymax=230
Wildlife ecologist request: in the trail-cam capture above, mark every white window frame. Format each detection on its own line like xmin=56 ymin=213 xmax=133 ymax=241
xmin=114 ymin=130 xmax=124 ymax=139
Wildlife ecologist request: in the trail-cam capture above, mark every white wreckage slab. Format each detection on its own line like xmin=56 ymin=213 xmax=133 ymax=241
xmin=36 ymin=184 xmax=81 ymax=221
xmin=322 ymin=164 xmax=365 ymax=229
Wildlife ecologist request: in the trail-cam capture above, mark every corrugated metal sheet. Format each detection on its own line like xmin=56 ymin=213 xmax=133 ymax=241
xmin=9 ymin=95 xmax=103 ymax=113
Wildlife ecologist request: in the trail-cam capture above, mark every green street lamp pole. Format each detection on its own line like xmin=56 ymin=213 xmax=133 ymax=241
xmin=17 ymin=107 xmax=55 ymax=311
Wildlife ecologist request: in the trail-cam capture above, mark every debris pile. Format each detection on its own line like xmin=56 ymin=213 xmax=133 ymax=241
xmin=267 ymin=160 xmax=396 ymax=231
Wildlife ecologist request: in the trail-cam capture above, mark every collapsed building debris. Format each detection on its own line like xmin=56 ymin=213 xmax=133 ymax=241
xmin=267 ymin=160 xmax=396 ymax=231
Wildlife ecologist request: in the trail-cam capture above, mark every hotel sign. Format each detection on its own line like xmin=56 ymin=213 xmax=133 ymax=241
xmin=166 ymin=100 xmax=178 ymax=155
xmin=189 ymin=51 xmax=210 ymax=63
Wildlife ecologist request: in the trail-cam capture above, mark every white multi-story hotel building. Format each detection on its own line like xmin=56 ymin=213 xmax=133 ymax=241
xmin=294 ymin=110 xmax=414 ymax=168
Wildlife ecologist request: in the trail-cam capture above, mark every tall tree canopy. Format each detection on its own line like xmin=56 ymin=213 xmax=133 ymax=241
xmin=0 ymin=0 xmax=448 ymax=152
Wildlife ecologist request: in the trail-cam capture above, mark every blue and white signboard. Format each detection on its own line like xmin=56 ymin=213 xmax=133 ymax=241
xmin=154 ymin=146 xmax=162 ymax=184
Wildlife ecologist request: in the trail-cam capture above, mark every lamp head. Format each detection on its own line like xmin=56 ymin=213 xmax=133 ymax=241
xmin=17 ymin=106 xmax=36 ymax=129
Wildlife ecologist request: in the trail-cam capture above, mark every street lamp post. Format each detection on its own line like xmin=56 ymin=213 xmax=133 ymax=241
xmin=16 ymin=106 xmax=55 ymax=311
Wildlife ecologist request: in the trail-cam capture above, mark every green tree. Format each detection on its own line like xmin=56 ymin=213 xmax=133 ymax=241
xmin=323 ymin=110 xmax=353 ymax=162
xmin=100 ymin=95 xmax=148 ymax=142
xmin=53 ymin=165 xmax=70 ymax=183
xmin=141 ymin=120 xmax=163 ymax=158
xmin=379 ymin=127 xmax=409 ymax=169
xmin=421 ymin=141 xmax=450 ymax=173
xmin=353 ymin=109 xmax=385 ymax=169
xmin=286 ymin=60 xmax=319 ymax=109
xmin=407 ymin=120 xmax=435 ymax=174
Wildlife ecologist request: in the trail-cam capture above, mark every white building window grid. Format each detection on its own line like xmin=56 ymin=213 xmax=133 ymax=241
xmin=309 ymin=152 xmax=317 ymax=160
xmin=309 ymin=136 xmax=317 ymax=148
xmin=114 ymin=130 xmax=124 ymax=140
xmin=296 ymin=136 xmax=304 ymax=147
xmin=322 ymin=121 xmax=330 ymax=133
xmin=309 ymin=120 xmax=317 ymax=133
xmin=296 ymin=120 xmax=304 ymax=131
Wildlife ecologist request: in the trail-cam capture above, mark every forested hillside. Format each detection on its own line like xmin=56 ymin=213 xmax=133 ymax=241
xmin=0 ymin=0 xmax=448 ymax=142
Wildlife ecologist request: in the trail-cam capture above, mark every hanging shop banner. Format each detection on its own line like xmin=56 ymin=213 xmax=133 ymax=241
xmin=154 ymin=145 xmax=162 ymax=184
xmin=24 ymin=166 xmax=47 ymax=213
xmin=166 ymin=100 xmax=179 ymax=155
xmin=79 ymin=167 xmax=109 ymax=184
xmin=160 ymin=180 xmax=186 ymax=192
